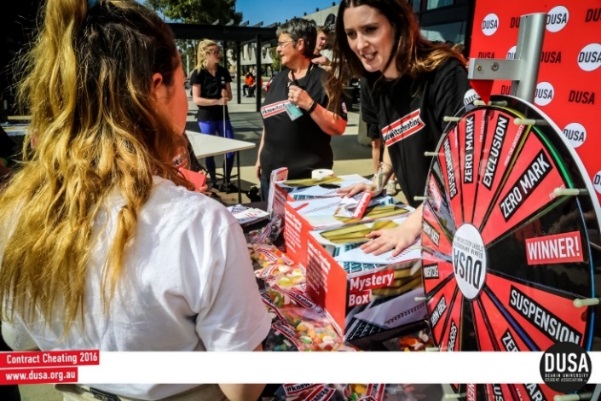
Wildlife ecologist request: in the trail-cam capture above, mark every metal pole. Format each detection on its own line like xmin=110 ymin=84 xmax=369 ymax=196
xmin=512 ymin=13 xmax=546 ymax=103
xmin=236 ymin=41 xmax=242 ymax=104
xmin=255 ymin=35 xmax=262 ymax=112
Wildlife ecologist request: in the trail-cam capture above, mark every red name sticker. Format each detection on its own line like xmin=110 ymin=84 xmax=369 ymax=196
xmin=525 ymin=231 xmax=584 ymax=265
xmin=352 ymin=192 xmax=373 ymax=219
xmin=0 ymin=350 xmax=99 ymax=368
xmin=0 ymin=367 xmax=78 ymax=385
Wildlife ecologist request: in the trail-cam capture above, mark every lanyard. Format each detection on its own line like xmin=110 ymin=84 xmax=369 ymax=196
xmin=288 ymin=63 xmax=315 ymax=89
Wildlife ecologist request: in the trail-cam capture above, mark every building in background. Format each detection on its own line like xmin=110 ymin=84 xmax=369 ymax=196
xmin=231 ymin=2 xmax=339 ymax=77
xmin=229 ymin=0 xmax=472 ymax=77
xmin=412 ymin=0 xmax=473 ymax=54
xmin=2 ymin=1 xmax=474 ymax=115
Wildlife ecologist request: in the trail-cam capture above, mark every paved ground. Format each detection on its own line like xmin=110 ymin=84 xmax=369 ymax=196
xmin=16 ymin=84 xmax=374 ymax=401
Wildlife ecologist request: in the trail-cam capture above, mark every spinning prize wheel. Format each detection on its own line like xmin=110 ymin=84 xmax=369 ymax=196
xmin=420 ymin=95 xmax=601 ymax=399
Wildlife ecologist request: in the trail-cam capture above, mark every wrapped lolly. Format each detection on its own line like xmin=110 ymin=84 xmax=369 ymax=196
xmin=248 ymin=244 xmax=294 ymax=273
xmin=260 ymin=288 xmax=350 ymax=352
xmin=263 ymin=284 xmax=314 ymax=309
xmin=249 ymin=244 xmax=307 ymax=291
xmin=276 ymin=305 xmax=354 ymax=352
xmin=261 ymin=264 xmax=306 ymax=292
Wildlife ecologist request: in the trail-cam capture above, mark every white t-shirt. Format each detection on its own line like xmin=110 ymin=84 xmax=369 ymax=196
xmin=321 ymin=49 xmax=333 ymax=62
xmin=2 ymin=177 xmax=271 ymax=400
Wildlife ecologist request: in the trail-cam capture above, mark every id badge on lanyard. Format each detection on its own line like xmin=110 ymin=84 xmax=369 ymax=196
xmin=284 ymin=102 xmax=303 ymax=121
xmin=285 ymin=65 xmax=312 ymax=121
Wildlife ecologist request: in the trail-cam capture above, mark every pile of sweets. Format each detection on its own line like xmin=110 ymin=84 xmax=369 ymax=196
xmin=249 ymin=244 xmax=305 ymax=290
xmin=249 ymin=245 xmax=355 ymax=352
xmin=261 ymin=293 xmax=355 ymax=352
xmin=249 ymin=243 xmax=292 ymax=268
xmin=278 ymin=305 xmax=353 ymax=351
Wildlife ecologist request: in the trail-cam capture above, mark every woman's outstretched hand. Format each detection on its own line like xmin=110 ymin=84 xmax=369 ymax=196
xmin=337 ymin=182 xmax=377 ymax=198
xmin=360 ymin=204 xmax=423 ymax=257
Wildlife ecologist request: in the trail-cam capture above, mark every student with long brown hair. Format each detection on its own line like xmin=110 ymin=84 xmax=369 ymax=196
xmin=327 ymin=0 xmax=473 ymax=257
xmin=0 ymin=1 xmax=269 ymax=400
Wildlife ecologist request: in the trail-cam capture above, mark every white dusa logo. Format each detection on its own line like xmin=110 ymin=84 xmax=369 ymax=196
xmin=577 ymin=43 xmax=601 ymax=72
xmin=506 ymin=45 xmax=517 ymax=60
xmin=452 ymin=224 xmax=487 ymax=300
xmin=546 ymin=5 xmax=569 ymax=33
xmin=562 ymin=122 xmax=587 ymax=149
xmin=534 ymin=82 xmax=555 ymax=107
xmin=482 ymin=13 xmax=499 ymax=36
xmin=593 ymin=171 xmax=601 ymax=195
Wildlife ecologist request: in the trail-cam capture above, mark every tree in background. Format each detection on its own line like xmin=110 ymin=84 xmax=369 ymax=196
xmin=270 ymin=48 xmax=281 ymax=73
xmin=146 ymin=0 xmax=243 ymax=75
xmin=146 ymin=0 xmax=242 ymax=25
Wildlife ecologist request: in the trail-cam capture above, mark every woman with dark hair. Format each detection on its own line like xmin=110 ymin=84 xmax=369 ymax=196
xmin=0 ymin=0 xmax=269 ymax=400
xmin=255 ymin=18 xmax=348 ymax=201
xmin=326 ymin=0 xmax=473 ymax=257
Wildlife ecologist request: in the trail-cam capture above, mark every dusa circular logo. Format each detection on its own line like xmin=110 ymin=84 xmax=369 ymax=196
xmin=540 ymin=342 xmax=591 ymax=393
xmin=593 ymin=171 xmax=601 ymax=195
xmin=506 ymin=45 xmax=517 ymax=60
xmin=562 ymin=122 xmax=587 ymax=149
xmin=534 ymin=82 xmax=554 ymax=107
xmin=452 ymin=224 xmax=487 ymax=300
xmin=482 ymin=13 xmax=499 ymax=36
xmin=578 ymin=43 xmax=601 ymax=72
xmin=546 ymin=5 xmax=569 ymax=33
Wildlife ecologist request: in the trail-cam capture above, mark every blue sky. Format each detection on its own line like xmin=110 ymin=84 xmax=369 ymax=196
xmin=236 ymin=0 xmax=338 ymax=26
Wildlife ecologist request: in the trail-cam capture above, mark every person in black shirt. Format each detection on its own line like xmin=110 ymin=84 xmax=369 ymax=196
xmin=190 ymin=40 xmax=236 ymax=192
xmin=256 ymin=18 xmax=348 ymax=201
xmin=326 ymin=0 xmax=473 ymax=256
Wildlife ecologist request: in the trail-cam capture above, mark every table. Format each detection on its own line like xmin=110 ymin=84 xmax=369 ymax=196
xmin=2 ymin=125 xmax=28 ymax=137
xmin=185 ymin=130 xmax=256 ymax=203
xmin=7 ymin=115 xmax=31 ymax=123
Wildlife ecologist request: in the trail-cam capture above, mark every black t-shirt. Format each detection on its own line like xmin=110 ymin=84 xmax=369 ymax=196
xmin=190 ymin=65 xmax=232 ymax=121
xmin=361 ymin=58 xmax=471 ymax=207
xmin=260 ymin=64 xmax=347 ymax=179
xmin=360 ymin=74 xmax=383 ymax=140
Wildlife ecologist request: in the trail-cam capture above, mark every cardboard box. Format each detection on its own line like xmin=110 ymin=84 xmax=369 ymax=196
xmin=283 ymin=195 xmax=410 ymax=266
xmin=305 ymin=234 xmax=427 ymax=342
xmin=271 ymin=173 xmax=370 ymax=241
xmin=274 ymin=174 xmax=370 ymax=202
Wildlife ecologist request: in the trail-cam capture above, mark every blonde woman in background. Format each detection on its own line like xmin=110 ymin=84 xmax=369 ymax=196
xmin=190 ymin=39 xmax=237 ymax=193
xmin=0 ymin=0 xmax=270 ymax=400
